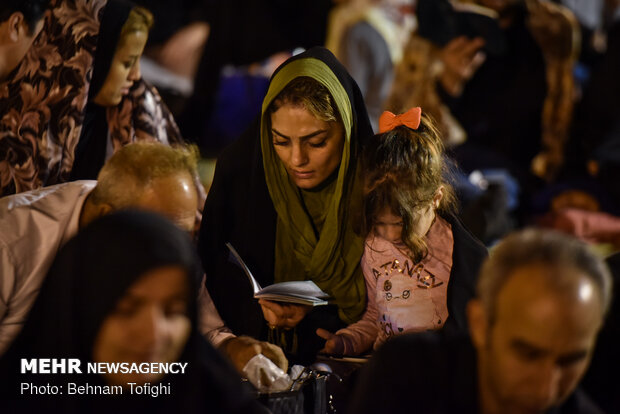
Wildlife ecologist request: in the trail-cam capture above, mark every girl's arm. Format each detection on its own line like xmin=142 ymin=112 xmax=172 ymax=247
xmin=330 ymin=255 xmax=380 ymax=355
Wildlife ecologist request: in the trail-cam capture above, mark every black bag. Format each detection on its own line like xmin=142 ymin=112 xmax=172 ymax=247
xmin=257 ymin=389 xmax=305 ymax=414
xmin=252 ymin=370 xmax=329 ymax=414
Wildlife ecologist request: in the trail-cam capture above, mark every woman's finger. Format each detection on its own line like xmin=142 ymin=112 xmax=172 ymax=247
xmin=259 ymin=299 xmax=286 ymax=315
xmin=259 ymin=303 xmax=281 ymax=326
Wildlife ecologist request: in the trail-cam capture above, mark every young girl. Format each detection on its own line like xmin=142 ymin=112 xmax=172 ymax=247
xmin=71 ymin=0 xmax=184 ymax=181
xmin=317 ymin=107 xmax=487 ymax=355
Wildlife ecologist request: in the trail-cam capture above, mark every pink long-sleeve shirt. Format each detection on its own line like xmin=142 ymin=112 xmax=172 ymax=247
xmin=336 ymin=216 xmax=454 ymax=355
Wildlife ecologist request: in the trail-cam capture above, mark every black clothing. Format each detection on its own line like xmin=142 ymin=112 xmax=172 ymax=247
xmin=0 ymin=210 xmax=266 ymax=414
xmin=132 ymin=0 xmax=206 ymax=47
xmin=441 ymin=214 xmax=488 ymax=335
xmin=444 ymin=7 xmax=547 ymax=173
xmin=565 ymin=21 xmax=620 ymax=209
xmin=180 ymin=0 xmax=334 ymax=147
xmin=442 ymin=7 xmax=548 ymax=226
xmin=569 ymin=22 xmax=620 ymax=168
xmin=350 ymin=332 xmax=603 ymax=414
xmin=198 ymin=47 xmax=373 ymax=364
xmin=582 ymin=252 xmax=620 ymax=414
xmin=70 ymin=102 xmax=108 ymax=180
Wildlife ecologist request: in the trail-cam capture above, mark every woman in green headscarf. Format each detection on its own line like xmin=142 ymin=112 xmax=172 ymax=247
xmin=199 ymin=47 xmax=374 ymax=362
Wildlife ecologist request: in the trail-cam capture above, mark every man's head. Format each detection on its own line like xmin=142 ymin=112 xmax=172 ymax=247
xmin=467 ymin=229 xmax=612 ymax=414
xmin=0 ymin=0 xmax=49 ymax=81
xmin=81 ymin=142 xmax=199 ymax=233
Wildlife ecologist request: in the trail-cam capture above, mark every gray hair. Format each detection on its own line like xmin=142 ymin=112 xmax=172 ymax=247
xmin=89 ymin=142 xmax=199 ymax=208
xmin=477 ymin=228 xmax=613 ymax=324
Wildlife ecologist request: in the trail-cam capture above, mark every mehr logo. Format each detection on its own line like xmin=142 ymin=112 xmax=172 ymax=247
xmin=21 ymin=359 xmax=82 ymax=374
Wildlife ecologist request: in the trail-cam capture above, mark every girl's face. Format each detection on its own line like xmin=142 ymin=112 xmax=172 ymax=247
xmin=373 ymin=208 xmax=404 ymax=243
xmin=93 ymin=30 xmax=147 ymax=107
xmin=374 ymin=202 xmax=437 ymax=243
xmin=92 ymin=265 xmax=191 ymax=386
xmin=271 ymin=103 xmax=345 ymax=189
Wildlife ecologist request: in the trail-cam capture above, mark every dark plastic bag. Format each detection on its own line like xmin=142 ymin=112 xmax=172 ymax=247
xmin=251 ymin=370 xmax=328 ymax=414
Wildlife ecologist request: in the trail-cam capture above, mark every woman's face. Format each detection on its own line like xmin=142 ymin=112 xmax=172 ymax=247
xmin=93 ymin=30 xmax=148 ymax=107
xmin=271 ymin=103 xmax=345 ymax=189
xmin=92 ymin=265 xmax=191 ymax=386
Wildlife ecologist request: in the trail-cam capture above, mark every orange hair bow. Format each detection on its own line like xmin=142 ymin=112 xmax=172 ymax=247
xmin=378 ymin=107 xmax=422 ymax=133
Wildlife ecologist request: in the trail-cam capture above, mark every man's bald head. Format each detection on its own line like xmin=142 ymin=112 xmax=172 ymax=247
xmin=82 ymin=142 xmax=200 ymax=233
xmin=477 ymin=229 xmax=612 ymax=325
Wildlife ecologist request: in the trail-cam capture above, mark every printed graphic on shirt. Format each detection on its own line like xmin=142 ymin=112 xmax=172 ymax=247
xmin=372 ymin=258 xmax=448 ymax=335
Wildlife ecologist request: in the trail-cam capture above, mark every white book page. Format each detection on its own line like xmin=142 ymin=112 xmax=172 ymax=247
xmin=226 ymin=243 xmax=329 ymax=306
xmin=258 ymin=280 xmax=329 ymax=298
xmin=226 ymin=243 xmax=262 ymax=294
xmin=255 ymin=294 xmax=328 ymax=306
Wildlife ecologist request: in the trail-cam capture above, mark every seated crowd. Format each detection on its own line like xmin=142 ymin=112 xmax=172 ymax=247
xmin=0 ymin=1 xmax=618 ymax=413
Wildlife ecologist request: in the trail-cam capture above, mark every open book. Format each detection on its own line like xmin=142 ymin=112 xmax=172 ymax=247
xmin=417 ymin=0 xmax=507 ymax=56
xmin=226 ymin=243 xmax=329 ymax=306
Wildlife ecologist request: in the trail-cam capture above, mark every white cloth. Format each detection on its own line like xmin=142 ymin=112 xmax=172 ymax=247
xmin=0 ymin=180 xmax=96 ymax=354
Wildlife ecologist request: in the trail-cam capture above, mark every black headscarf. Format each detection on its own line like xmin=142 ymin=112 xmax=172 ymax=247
xmin=199 ymin=47 xmax=373 ymax=363
xmin=71 ymin=0 xmax=135 ymax=181
xmin=89 ymin=0 xmax=134 ymax=100
xmin=0 ymin=210 xmax=266 ymax=414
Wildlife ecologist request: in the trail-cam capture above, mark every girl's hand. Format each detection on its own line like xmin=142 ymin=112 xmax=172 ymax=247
xmin=259 ymin=299 xmax=312 ymax=329
xmin=316 ymin=328 xmax=345 ymax=355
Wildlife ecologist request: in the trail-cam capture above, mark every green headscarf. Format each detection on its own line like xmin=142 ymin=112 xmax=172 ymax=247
xmin=260 ymin=57 xmax=366 ymax=324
